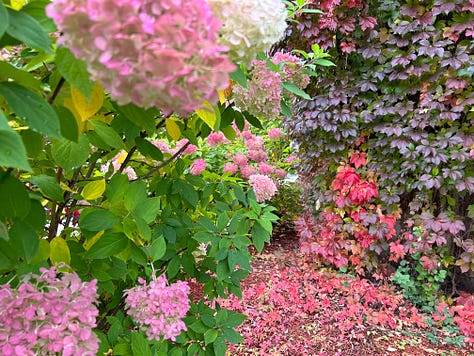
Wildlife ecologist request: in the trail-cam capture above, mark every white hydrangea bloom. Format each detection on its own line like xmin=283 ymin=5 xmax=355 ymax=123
xmin=208 ymin=0 xmax=288 ymax=65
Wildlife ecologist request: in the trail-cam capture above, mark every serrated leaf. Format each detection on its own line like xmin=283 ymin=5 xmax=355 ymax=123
xmin=0 ymin=82 xmax=61 ymax=138
xmin=28 ymin=174 xmax=64 ymax=202
xmin=86 ymin=232 xmax=128 ymax=259
xmin=79 ymin=208 xmax=120 ymax=231
xmin=10 ymin=220 xmax=38 ymax=263
xmin=204 ymin=329 xmax=218 ymax=346
xmin=149 ymin=235 xmax=166 ymax=262
xmin=131 ymin=332 xmax=152 ymax=356
xmin=82 ymin=179 xmax=106 ymax=201
xmin=0 ymin=115 xmax=31 ymax=170
xmin=165 ymin=119 xmax=181 ymax=140
xmin=51 ymin=134 xmax=90 ymax=171
xmin=6 ymin=8 xmax=52 ymax=53
xmin=251 ymin=222 xmax=270 ymax=253
xmin=0 ymin=3 xmax=8 ymax=38
xmin=314 ymin=58 xmax=336 ymax=66
xmin=49 ymin=237 xmax=71 ymax=265
xmin=56 ymin=47 xmax=94 ymax=99
xmin=0 ymin=173 xmax=30 ymax=219
xmin=0 ymin=61 xmax=41 ymax=90
xmin=229 ymin=66 xmax=247 ymax=88
xmin=282 ymin=82 xmax=311 ymax=99
xmin=89 ymin=120 xmax=124 ymax=149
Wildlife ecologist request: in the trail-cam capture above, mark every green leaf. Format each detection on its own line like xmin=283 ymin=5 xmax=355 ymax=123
xmin=51 ymin=134 xmax=90 ymax=171
xmin=105 ymin=173 xmax=129 ymax=203
xmin=166 ymin=255 xmax=181 ymax=279
xmin=251 ymin=222 xmax=270 ymax=253
xmin=55 ymin=105 xmax=79 ymax=142
xmin=30 ymin=239 xmax=50 ymax=264
xmin=135 ymin=137 xmax=163 ymax=161
xmin=0 ymin=116 xmax=31 ymax=170
xmin=204 ymin=329 xmax=218 ymax=346
xmin=86 ymin=232 xmax=128 ymax=259
xmin=149 ymin=235 xmax=166 ymax=261
xmin=221 ymin=313 xmax=247 ymax=328
xmin=55 ymin=47 xmax=94 ymax=99
xmin=79 ymin=208 xmax=120 ymax=231
xmin=6 ymin=8 xmax=52 ymax=53
xmin=282 ymin=82 xmax=311 ymax=99
xmin=49 ymin=237 xmax=71 ymax=265
xmin=242 ymin=111 xmax=263 ymax=129
xmin=25 ymin=200 xmax=46 ymax=232
xmin=28 ymin=175 xmax=64 ymax=202
xmin=0 ymin=61 xmax=41 ymax=90
xmin=213 ymin=336 xmax=226 ymax=356
xmin=10 ymin=220 xmax=38 ymax=263
xmin=229 ymin=66 xmax=247 ymax=88
xmin=223 ymin=328 xmax=244 ymax=344
xmin=21 ymin=130 xmax=42 ymax=158
xmin=0 ymin=82 xmax=61 ymax=138
xmin=0 ymin=3 xmax=9 ymax=38
xmin=89 ymin=119 xmax=124 ymax=149
xmin=133 ymin=197 xmax=160 ymax=224
xmin=125 ymin=181 xmax=147 ymax=212
xmin=131 ymin=332 xmax=152 ymax=356
xmin=0 ymin=250 xmax=11 ymax=271
xmin=0 ymin=173 xmax=30 ymax=219
xmin=314 ymin=58 xmax=336 ymax=66
xmin=116 ymin=103 xmax=157 ymax=132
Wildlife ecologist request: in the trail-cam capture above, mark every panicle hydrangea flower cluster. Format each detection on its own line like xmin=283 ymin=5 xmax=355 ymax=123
xmin=100 ymin=150 xmax=137 ymax=180
xmin=232 ymin=59 xmax=282 ymax=120
xmin=272 ymin=52 xmax=311 ymax=90
xmin=190 ymin=158 xmax=207 ymax=175
xmin=0 ymin=266 xmax=99 ymax=356
xmin=248 ymin=174 xmax=278 ymax=202
xmin=207 ymin=0 xmax=288 ymax=65
xmin=124 ymin=274 xmax=190 ymax=342
xmin=46 ymin=0 xmax=235 ymax=116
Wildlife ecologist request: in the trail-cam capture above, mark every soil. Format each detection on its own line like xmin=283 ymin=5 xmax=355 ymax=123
xmin=225 ymin=222 xmax=474 ymax=356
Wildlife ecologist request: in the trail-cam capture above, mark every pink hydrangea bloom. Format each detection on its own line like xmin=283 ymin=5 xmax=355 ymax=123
xmin=124 ymin=274 xmax=190 ymax=342
xmin=248 ymin=174 xmax=278 ymax=202
xmin=272 ymin=52 xmax=310 ymax=90
xmin=233 ymin=152 xmax=248 ymax=166
xmin=285 ymin=155 xmax=297 ymax=163
xmin=207 ymin=132 xmax=226 ymax=147
xmin=258 ymin=162 xmax=274 ymax=175
xmin=175 ymin=139 xmax=197 ymax=155
xmin=267 ymin=128 xmax=283 ymax=140
xmin=190 ymin=159 xmax=207 ymax=175
xmin=240 ymin=165 xmax=257 ymax=179
xmin=152 ymin=140 xmax=172 ymax=155
xmin=0 ymin=266 xmax=99 ymax=356
xmin=241 ymin=130 xmax=254 ymax=140
xmin=223 ymin=162 xmax=238 ymax=174
xmin=46 ymin=0 xmax=235 ymax=116
xmin=244 ymin=136 xmax=265 ymax=150
xmin=248 ymin=149 xmax=268 ymax=163
xmin=232 ymin=59 xmax=282 ymax=119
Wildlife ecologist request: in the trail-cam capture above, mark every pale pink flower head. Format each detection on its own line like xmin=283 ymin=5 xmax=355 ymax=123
xmin=223 ymin=162 xmax=238 ymax=174
xmin=152 ymin=140 xmax=172 ymax=155
xmin=0 ymin=266 xmax=99 ymax=355
xmin=258 ymin=162 xmax=274 ymax=175
xmin=248 ymin=149 xmax=268 ymax=163
xmin=272 ymin=52 xmax=310 ymax=89
xmin=207 ymin=131 xmax=226 ymax=147
xmin=285 ymin=155 xmax=297 ymax=163
xmin=267 ymin=127 xmax=283 ymax=140
xmin=240 ymin=165 xmax=257 ymax=179
xmin=176 ymin=139 xmax=197 ymax=155
xmin=46 ymin=0 xmax=235 ymax=116
xmin=124 ymin=274 xmax=190 ymax=342
xmin=190 ymin=159 xmax=207 ymax=175
xmin=233 ymin=152 xmax=248 ymax=166
xmin=241 ymin=130 xmax=254 ymax=140
xmin=248 ymin=174 xmax=278 ymax=202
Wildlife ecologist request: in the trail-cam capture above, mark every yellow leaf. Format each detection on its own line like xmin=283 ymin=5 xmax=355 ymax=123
xmin=217 ymin=90 xmax=226 ymax=104
xmin=165 ymin=119 xmax=181 ymax=140
xmin=49 ymin=237 xmax=71 ymax=265
xmin=10 ymin=0 xmax=27 ymax=10
xmin=59 ymin=182 xmax=76 ymax=193
xmin=31 ymin=239 xmax=50 ymax=264
xmin=82 ymin=179 xmax=106 ymax=201
xmin=195 ymin=101 xmax=218 ymax=130
xmin=71 ymin=82 xmax=104 ymax=121
xmin=83 ymin=231 xmax=104 ymax=251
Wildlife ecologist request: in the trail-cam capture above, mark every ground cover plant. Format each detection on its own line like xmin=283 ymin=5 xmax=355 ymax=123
xmin=0 ymin=0 xmax=473 ymax=355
